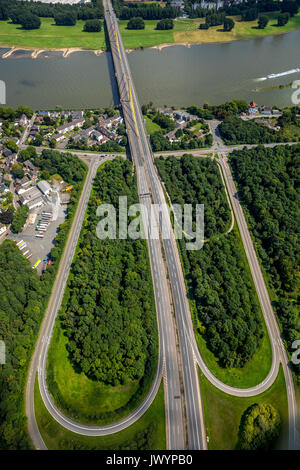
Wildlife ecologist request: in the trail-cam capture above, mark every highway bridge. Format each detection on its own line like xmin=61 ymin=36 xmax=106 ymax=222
xmin=103 ymin=0 xmax=206 ymax=450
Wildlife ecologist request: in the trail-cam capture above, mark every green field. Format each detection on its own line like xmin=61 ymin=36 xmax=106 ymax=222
xmin=47 ymin=321 xmax=140 ymax=425
xmin=145 ymin=115 xmax=162 ymax=135
xmin=0 ymin=18 xmax=106 ymax=50
xmin=35 ymin=377 xmax=166 ymax=450
xmin=1 ymin=12 xmax=299 ymax=51
xmin=200 ymin=365 xmax=289 ymax=450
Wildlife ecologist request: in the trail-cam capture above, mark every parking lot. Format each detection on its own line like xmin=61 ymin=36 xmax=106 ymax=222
xmin=10 ymin=202 xmax=68 ymax=275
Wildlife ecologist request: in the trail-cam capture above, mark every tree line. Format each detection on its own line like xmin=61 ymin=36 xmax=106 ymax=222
xmin=113 ymin=0 xmax=178 ymax=20
xmin=0 ymin=0 xmax=104 ymax=29
xmin=155 ymin=155 xmax=264 ymax=368
xmin=230 ymin=145 xmax=300 ymax=380
xmin=0 ymin=149 xmax=87 ymax=449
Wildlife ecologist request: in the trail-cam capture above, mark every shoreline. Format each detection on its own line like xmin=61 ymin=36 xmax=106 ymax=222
xmin=0 ymin=46 xmax=105 ymax=59
xmin=1 ymin=25 xmax=300 ymax=58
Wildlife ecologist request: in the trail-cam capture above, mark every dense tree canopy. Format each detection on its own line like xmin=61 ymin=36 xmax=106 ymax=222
xmin=0 ymin=242 xmax=45 ymax=449
xmin=127 ymin=16 xmax=145 ymax=30
xmin=156 ymin=155 xmax=264 ymax=368
xmin=60 ymin=158 xmax=157 ymax=386
xmin=83 ymin=18 xmax=102 ymax=32
xmin=238 ymin=403 xmax=281 ymax=450
xmin=230 ymin=145 xmax=300 ymax=379
xmin=156 ymin=18 xmax=174 ymax=30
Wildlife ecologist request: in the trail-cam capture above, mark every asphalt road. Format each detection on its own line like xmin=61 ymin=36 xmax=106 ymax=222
xmin=104 ymin=0 xmax=207 ymax=449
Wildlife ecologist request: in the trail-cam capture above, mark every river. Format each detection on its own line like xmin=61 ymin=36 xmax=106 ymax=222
xmin=0 ymin=29 xmax=299 ymax=109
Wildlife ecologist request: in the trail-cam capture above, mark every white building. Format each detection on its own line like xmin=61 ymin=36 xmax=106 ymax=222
xmin=37 ymin=180 xmax=51 ymax=196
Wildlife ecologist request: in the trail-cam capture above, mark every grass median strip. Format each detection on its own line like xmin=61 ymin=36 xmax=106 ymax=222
xmin=200 ymin=365 xmax=289 ymax=450
xmin=46 ymin=158 xmax=159 ymax=425
xmin=35 ymin=377 xmax=166 ymax=450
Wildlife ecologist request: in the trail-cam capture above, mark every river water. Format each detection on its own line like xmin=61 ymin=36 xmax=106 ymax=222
xmin=0 ymin=29 xmax=299 ymax=109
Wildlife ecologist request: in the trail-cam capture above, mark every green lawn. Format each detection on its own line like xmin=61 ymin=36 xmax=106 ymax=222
xmin=145 ymin=115 xmax=162 ymax=135
xmin=47 ymin=321 xmax=140 ymax=425
xmin=200 ymin=365 xmax=289 ymax=450
xmin=35 ymin=377 xmax=166 ymax=450
xmin=0 ymin=18 xmax=106 ymax=50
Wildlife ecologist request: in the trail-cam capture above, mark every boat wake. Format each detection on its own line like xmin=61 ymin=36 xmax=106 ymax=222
xmin=255 ymin=67 xmax=300 ymax=81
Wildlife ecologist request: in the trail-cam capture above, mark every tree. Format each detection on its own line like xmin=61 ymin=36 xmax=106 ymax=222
xmin=223 ymin=17 xmax=234 ymax=31
xmin=5 ymin=140 xmax=18 ymax=153
xmin=277 ymin=12 xmax=290 ymax=26
xmin=258 ymin=14 xmax=269 ymax=29
xmin=281 ymin=0 xmax=299 ymax=17
xmin=127 ymin=17 xmax=145 ymax=30
xmin=156 ymin=18 xmax=173 ymax=30
xmin=0 ymin=208 xmax=14 ymax=225
xmin=15 ymin=105 xmax=34 ymax=118
xmin=83 ymin=18 xmax=102 ymax=32
xmin=238 ymin=404 xmax=281 ymax=450
xmin=12 ymin=163 xmax=25 ymax=179
xmin=11 ymin=205 xmax=29 ymax=233
xmin=20 ymin=13 xmax=41 ymax=30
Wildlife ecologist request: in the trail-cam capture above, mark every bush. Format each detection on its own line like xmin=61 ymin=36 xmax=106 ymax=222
xmin=223 ymin=17 xmax=234 ymax=31
xmin=127 ymin=16 xmax=145 ymax=30
xmin=83 ymin=18 xmax=102 ymax=32
xmin=277 ymin=12 xmax=290 ymax=26
xmin=156 ymin=18 xmax=173 ymax=30
xmin=238 ymin=403 xmax=281 ymax=450
xmin=258 ymin=14 xmax=269 ymax=29
xmin=20 ymin=13 xmax=41 ymax=30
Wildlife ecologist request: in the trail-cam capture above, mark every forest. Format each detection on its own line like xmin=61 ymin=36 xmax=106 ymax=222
xmin=0 ymin=150 xmax=87 ymax=449
xmin=0 ymin=0 xmax=104 ymax=23
xmin=230 ymin=145 xmax=300 ymax=379
xmin=155 ymin=155 xmax=264 ymax=368
xmin=218 ymin=115 xmax=300 ymax=145
xmin=59 ymin=158 xmax=157 ymax=387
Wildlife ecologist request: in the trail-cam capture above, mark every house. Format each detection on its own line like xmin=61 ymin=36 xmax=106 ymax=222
xmin=38 ymin=111 xmax=50 ymax=117
xmin=174 ymin=111 xmax=190 ymax=122
xmin=37 ymin=180 xmax=51 ymax=196
xmin=2 ymin=149 xmax=12 ymax=158
xmin=0 ymin=183 xmax=9 ymax=194
xmin=57 ymin=118 xmax=85 ymax=135
xmin=91 ymin=130 xmax=107 ymax=144
xmin=53 ymin=133 xmax=65 ymax=143
xmin=71 ymin=110 xmax=84 ymax=120
xmin=19 ymin=114 xmax=29 ymax=127
xmin=15 ymin=176 xmax=31 ymax=189
xmin=0 ymin=224 xmax=6 ymax=236
xmin=23 ymin=160 xmax=38 ymax=176
xmin=248 ymin=101 xmax=258 ymax=114
xmin=165 ymin=129 xmax=179 ymax=143
xmin=260 ymin=106 xmax=272 ymax=115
